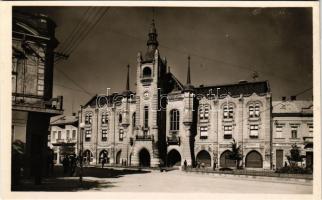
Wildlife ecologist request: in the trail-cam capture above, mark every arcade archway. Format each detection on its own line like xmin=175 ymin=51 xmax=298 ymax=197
xmin=245 ymin=150 xmax=262 ymax=168
xmin=139 ymin=148 xmax=150 ymax=167
xmin=167 ymin=149 xmax=181 ymax=167
xmin=220 ymin=150 xmax=235 ymax=168
xmin=196 ymin=150 xmax=211 ymax=167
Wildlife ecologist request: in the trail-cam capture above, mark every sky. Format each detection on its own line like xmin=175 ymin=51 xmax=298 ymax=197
xmin=15 ymin=6 xmax=313 ymax=115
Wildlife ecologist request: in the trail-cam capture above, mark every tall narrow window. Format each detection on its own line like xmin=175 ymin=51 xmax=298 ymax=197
xmin=102 ymin=129 xmax=107 ymax=141
xmin=58 ymin=131 xmax=61 ymax=140
xmin=132 ymin=112 xmax=136 ymax=128
xmin=249 ymin=105 xmax=254 ymax=117
xmin=144 ymin=106 xmax=149 ymax=128
xmin=255 ymin=103 xmax=260 ymax=117
xmin=170 ymin=109 xmax=180 ymax=131
xmin=102 ymin=112 xmax=108 ymax=124
xmin=308 ymin=124 xmax=313 ymax=136
xmin=249 ymin=103 xmax=260 ymax=118
xmin=276 ymin=125 xmax=283 ymax=138
xmin=66 ymin=130 xmax=70 ymax=139
xmin=291 ymin=126 xmax=298 ymax=139
xmin=72 ymin=130 xmax=76 ymax=140
xmin=119 ymin=129 xmax=124 ymax=141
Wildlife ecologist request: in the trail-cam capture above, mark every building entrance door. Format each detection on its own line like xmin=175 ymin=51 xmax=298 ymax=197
xmin=139 ymin=148 xmax=150 ymax=167
xmin=276 ymin=149 xmax=283 ymax=169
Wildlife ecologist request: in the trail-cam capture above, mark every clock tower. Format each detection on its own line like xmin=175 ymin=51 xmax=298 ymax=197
xmin=131 ymin=20 xmax=167 ymax=167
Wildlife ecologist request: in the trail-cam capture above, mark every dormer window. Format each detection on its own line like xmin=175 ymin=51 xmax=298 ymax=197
xmin=143 ymin=67 xmax=152 ymax=77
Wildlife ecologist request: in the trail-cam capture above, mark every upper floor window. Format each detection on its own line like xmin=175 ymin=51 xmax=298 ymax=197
xmin=143 ymin=67 xmax=152 ymax=77
xmin=144 ymin=106 xmax=149 ymax=128
xmin=223 ymin=104 xmax=234 ymax=119
xmin=118 ymin=113 xmax=122 ymax=124
xmin=58 ymin=131 xmax=62 ymax=139
xmin=119 ymin=129 xmax=124 ymax=141
xmin=170 ymin=109 xmax=180 ymax=131
xmin=66 ymin=130 xmax=70 ymax=139
xmin=199 ymin=105 xmax=210 ymax=121
xmin=85 ymin=129 xmax=91 ymax=142
xmin=249 ymin=103 xmax=260 ymax=118
xmin=102 ymin=112 xmax=108 ymax=124
xmin=291 ymin=126 xmax=298 ymax=139
xmin=250 ymin=125 xmax=259 ymax=138
xmin=52 ymin=131 xmax=57 ymax=140
xmin=200 ymin=126 xmax=208 ymax=139
xmin=308 ymin=124 xmax=313 ymax=135
xmin=132 ymin=112 xmax=136 ymax=128
xmin=85 ymin=112 xmax=93 ymax=124
xmin=102 ymin=129 xmax=108 ymax=141
xmin=223 ymin=126 xmax=232 ymax=139
xmin=276 ymin=125 xmax=283 ymax=138
xmin=72 ymin=130 xmax=76 ymax=140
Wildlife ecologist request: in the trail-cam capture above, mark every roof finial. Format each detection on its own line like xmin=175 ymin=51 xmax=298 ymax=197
xmin=126 ymin=64 xmax=130 ymax=91
xmin=187 ymin=55 xmax=191 ymax=85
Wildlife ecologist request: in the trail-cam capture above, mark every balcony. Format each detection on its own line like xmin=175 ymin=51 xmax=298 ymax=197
xmin=12 ymin=93 xmax=63 ymax=115
xmin=136 ymin=135 xmax=153 ymax=141
xmin=167 ymin=135 xmax=180 ymax=145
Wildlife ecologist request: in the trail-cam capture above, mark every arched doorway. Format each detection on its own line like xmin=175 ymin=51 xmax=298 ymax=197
xmin=116 ymin=150 xmax=121 ymax=165
xmin=167 ymin=149 xmax=181 ymax=167
xmin=83 ymin=150 xmax=93 ymax=165
xmin=196 ymin=150 xmax=211 ymax=167
xmin=245 ymin=150 xmax=263 ymax=168
xmin=139 ymin=148 xmax=150 ymax=167
xmin=220 ymin=150 xmax=235 ymax=168
xmin=99 ymin=150 xmax=109 ymax=164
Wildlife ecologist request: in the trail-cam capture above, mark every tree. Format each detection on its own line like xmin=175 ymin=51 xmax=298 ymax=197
xmin=286 ymin=144 xmax=304 ymax=167
xmin=227 ymin=138 xmax=243 ymax=169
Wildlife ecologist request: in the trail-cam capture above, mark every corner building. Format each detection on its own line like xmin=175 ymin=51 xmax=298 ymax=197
xmin=79 ymin=21 xmax=272 ymax=169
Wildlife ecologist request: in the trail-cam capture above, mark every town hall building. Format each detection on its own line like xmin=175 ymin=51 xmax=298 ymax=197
xmin=78 ymin=20 xmax=273 ymax=169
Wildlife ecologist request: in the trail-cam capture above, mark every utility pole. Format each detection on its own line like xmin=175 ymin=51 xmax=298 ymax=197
xmin=79 ymin=105 xmax=85 ymax=186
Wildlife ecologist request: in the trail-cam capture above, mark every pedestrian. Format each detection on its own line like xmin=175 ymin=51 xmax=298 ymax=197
xmin=70 ymin=155 xmax=76 ymax=176
xmin=284 ymin=161 xmax=288 ymax=167
xmin=213 ymin=161 xmax=217 ymax=171
xmin=183 ymin=160 xmax=187 ymax=171
xmin=102 ymin=157 xmax=106 ymax=168
xmin=62 ymin=155 xmax=69 ymax=175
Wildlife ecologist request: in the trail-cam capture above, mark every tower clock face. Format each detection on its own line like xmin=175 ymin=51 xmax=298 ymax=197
xmin=143 ymin=91 xmax=150 ymax=100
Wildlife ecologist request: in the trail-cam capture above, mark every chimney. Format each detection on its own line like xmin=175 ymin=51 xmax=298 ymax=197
xmin=282 ymin=96 xmax=286 ymax=101
xmin=290 ymin=96 xmax=296 ymax=101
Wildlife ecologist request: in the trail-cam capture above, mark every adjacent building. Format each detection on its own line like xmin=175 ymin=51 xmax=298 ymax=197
xmin=272 ymin=98 xmax=313 ymax=170
xmin=11 ymin=11 xmax=63 ymax=185
xmin=78 ymin=20 xmax=273 ymax=169
xmin=48 ymin=115 xmax=78 ymax=164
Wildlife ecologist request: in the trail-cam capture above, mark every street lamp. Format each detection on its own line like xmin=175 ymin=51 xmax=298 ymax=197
xmin=79 ymin=105 xmax=85 ymax=186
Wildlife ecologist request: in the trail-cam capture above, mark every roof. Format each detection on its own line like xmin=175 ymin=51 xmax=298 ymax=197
xmin=272 ymin=100 xmax=313 ymax=114
xmin=194 ymin=80 xmax=270 ymax=98
xmin=84 ymin=91 xmax=135 ymax=108
xmin=50 ymin=115 xmax=78 ymax=126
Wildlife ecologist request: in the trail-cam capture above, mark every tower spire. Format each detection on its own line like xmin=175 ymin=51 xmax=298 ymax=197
xmin=187 ymin=55 xmax=191 ymax=85
xmin=126 ymin=64 xmax=130 ymax=91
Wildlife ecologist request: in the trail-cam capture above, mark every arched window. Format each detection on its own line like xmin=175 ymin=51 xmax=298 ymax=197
xmin=132 ymin=112 xmax=136 ymax=128
xmin=249 ymin=102 xmax=260 ymax=117
xmin=223 ymin=104 xmax=234 ymax=119
xmin=199 ymin=104 xmax=210 ymax=121
xmin=143 ymin=67 xmax=152 ymax=77
xmin=170 ymin=109 xmax=180 ymax=131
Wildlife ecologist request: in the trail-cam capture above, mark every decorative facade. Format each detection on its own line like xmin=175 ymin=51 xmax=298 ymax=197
xmin=78 ymin=20 xmax=274 ymax=169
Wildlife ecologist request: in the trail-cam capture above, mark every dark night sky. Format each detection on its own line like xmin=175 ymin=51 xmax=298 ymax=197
xmin=15 ymin=7 xmax=313 ymax=115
